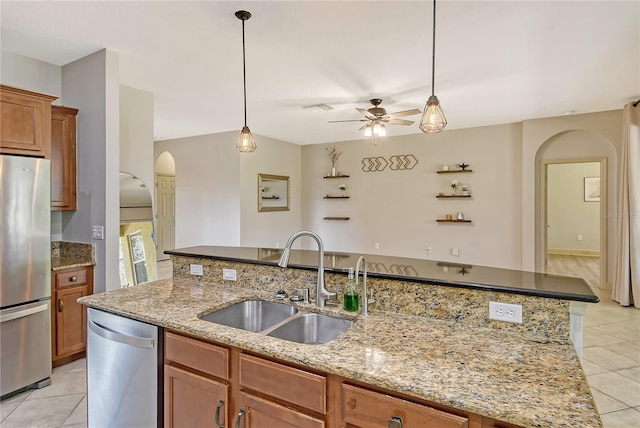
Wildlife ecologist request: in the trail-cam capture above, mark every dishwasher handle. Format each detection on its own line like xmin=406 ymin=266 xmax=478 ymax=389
xmin=89 ymin=319 xmax=155 ymax=348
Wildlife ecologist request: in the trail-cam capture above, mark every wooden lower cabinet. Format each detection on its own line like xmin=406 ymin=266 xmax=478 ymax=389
xmin=342 ymin=383 xmax=468 ymax=428
xmin=236 ymin=391 xmax=324 ymax=428
xmin=51 ymin=266 xmax=93 ymax=367
xmin=164 ymin=331 xmax=522 ymax=428
xmin=164 ymin=365 xmax=228 ymax=428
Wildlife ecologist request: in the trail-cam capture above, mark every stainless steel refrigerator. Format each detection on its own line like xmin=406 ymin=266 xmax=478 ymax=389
xmin=0 ymin=154 xmax=52 ymax=397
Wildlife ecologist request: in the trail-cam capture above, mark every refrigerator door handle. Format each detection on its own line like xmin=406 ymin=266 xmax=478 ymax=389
xmin=0 ymin=303 xmax=48 ymax=323
xmin=88 ymin=320 xmax=155 ymax=349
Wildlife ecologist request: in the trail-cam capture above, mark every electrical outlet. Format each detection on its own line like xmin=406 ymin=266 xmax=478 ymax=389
xmin=577 ymin=235 xmax=583 ymax=241
xmin=223 ymin=268 xmax=237 ymax=281
xmin=452 ymin=247 xmax=459 ymax=257
xmin=426 ymin=246 xmax=432 ymax=253
xmin=489 ymin=302 xmax=523 ymax=323
xmin=374 ymin=243 xmax=380 ymax=250
xmin=92 ymin=226 xmax=104 ymax=240
xmin=190 ymin=264 xmax=203 ymax=276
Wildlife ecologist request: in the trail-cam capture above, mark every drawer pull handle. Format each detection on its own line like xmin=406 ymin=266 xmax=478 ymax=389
xmin=69 ymin=276 xmax=77 ymax=282
xmin=235 ymin=410 xmax=244 ymax=428
xmin=215 ymin=400 xmax=225 ymax=428
xmin=347 ymin=398 xmax=357 ymax=409
xmin=58 ymin=299 xmax=64 ymax=312
xmin=388 ymin=416 xmax=403 ymax=428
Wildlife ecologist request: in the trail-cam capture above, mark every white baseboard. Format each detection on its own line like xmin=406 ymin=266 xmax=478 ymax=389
xmin=547 ymin=248 xmax=600 ymax=257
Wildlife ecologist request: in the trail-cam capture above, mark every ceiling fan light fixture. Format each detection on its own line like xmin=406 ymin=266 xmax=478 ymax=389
xmin=420 ymin=0 xmax=447 ymax=134
xmin=364 ymin=125 xmax=373 ymax=137
xmin=235 ymin=10 xmax=256 ymax=152
xmin=419 ymin=95 xmax=447 ymax=133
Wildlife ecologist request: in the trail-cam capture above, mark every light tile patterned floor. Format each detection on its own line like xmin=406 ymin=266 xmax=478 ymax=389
xmin=1 ymin=259 xmax=638 ymax=427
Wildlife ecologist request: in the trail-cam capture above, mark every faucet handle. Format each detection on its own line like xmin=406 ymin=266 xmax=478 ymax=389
xmin=275 ymin=288 xmax=288 ymax=300
xmin=367 ymin=289 xmax=375 ymax=304
xmin=290 ymin=288 xmax=310 ymax=304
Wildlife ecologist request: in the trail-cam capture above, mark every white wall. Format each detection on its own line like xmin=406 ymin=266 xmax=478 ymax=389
xmin=154 ymin=132 xmax=242 ymax=247
xmin=301 ymin=123 xmax=524 ymax=268
xmin=239 ymin=136 xmax=301 ymax=248
xmin=120 ymin=85 xmax=154 ymax=204
xmin=61 ymin=49 xmax=120 ymax=293
xmin=0 ymin=50 xmax=62 ymax=104
xmin=154 ymin=132 xmax=302 ymax=249
xmin=547 ymin=162 xmax=600 ymax=253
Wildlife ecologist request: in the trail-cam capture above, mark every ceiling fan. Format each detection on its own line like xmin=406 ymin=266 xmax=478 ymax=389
xmin=328 ymin=99 xmax=422 ymax=137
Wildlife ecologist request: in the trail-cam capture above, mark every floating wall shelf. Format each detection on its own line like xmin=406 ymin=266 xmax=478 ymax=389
xmin=436 ymin=219 xmax=472 ymax=223
xmin=323 ymin=216 xmax=350 ymax=221
xmin=323 ymin=175 xmax=350 ymax=179
xmin=324 ymin=196 xmax=350 ymax=199
xmin=436 ymin=195 xmax=472 ymax=199
xmin=437 ymin=169 xmax=473 ymax=174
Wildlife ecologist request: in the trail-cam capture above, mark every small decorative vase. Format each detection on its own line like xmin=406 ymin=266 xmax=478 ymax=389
xmin=451 ymin=188 xmax=457 ymax=196
xmin=331 ymin=166 xmax=336 ymax=176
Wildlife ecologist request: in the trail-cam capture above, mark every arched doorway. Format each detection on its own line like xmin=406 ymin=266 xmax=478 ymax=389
xmin=536 ymin=129 xmax=615 ymax=290
xmin=155 ymin=151 xmax=176 ymax=262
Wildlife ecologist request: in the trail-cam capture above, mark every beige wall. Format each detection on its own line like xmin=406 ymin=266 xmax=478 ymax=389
xmin=301 ymin=123 xmax=524 ymax=268
xmin=547 ymin=162 xmax=600 ymax=253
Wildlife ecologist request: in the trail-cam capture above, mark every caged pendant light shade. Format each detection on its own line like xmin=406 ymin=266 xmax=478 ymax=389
xmin=419 ymin=0 xmax=447 ymax=134
xmin=235 ymin=10 xmax=257 ymax=152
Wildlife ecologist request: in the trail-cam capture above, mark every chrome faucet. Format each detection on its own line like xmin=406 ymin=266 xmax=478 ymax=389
xmin=355 ymin=256 xmax=374 ymax=317
xmin=278 ymin=230 xmax=336 ymax=307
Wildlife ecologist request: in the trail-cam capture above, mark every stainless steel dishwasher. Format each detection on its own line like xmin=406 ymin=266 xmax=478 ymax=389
xmin=87 ymin=308 xmax=163 ymax=428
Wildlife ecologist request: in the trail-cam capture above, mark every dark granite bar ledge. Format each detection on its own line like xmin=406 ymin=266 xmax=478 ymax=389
xmin=166 ymin=245 xmax=599 ymax=303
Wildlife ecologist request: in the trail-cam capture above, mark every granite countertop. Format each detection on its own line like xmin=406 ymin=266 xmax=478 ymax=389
xmin=166 ymin=246 xmax=599 ymax=303
xmin=51 ymin=241 xmax=95 ymax=271
xmin=79 ymin=278 xmax=601 ymax=428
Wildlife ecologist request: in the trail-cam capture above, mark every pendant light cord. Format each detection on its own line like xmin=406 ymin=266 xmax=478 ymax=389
xmin=431 ymin=0 xmax=437 ymax=97
xmin=241 ymin=18 xmax=248 ymax=127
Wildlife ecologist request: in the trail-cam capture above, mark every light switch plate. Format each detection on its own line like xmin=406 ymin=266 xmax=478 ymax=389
xmin=92 ymin=226 xmax=104 ymax=240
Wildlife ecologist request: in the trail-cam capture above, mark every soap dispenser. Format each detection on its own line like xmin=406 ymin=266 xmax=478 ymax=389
xmin=343 ymin=267 xmax=359 ymax=312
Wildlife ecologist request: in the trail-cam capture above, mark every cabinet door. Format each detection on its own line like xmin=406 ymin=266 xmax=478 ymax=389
xmin=51 ymin=106 xmax=78 ymax=210
xmin=342 ymin=384 xmax=468 ymax=428
xmin=236 ymin=392 xmax=324 ymax=428
xmin=164 ymin=365 xmax=228 ymax=428
xmin=54 ymin=284 xmax=89 ymax=357
xmin=0 ymin=85 xmax=56 ymax=158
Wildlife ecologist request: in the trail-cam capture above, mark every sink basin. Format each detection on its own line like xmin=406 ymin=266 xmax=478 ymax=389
xmin=200 ymin=300 xmax=298 ymax=333
xmin=267 ymin=313 xmax=353 ymax=344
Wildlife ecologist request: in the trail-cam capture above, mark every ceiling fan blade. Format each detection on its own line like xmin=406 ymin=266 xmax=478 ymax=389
xmin=387 ymin=108 xmax=422 ymax=118
xmin=386 ymin=118 xmax=414 ymax=126
xmin=356 ymin=108 xmax=378 ymax=120
xmin=358 ymin=124 xmax=370 ymax=131
xmin=328 ymin=119 xmax=368 ymax=123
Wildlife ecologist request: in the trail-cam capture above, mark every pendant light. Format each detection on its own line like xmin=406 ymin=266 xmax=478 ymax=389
xmin=419 ymin=0 xmax=447 ymax=133
xmin=235 ymin=10 xmax=256 ymax=152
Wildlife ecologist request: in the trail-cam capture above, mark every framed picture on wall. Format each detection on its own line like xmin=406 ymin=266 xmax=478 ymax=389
xmin=584 ymin=177 xmax=600 ymax=202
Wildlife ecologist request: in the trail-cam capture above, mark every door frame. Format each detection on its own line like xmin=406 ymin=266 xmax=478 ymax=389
xmin=539 ymin=157 xmax=607 ymax=288
xmin=155 ymin=173 xmax=176 ymax=262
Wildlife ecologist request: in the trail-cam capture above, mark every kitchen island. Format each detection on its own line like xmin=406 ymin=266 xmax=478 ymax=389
xmin=79 ymin=245 xmax=601 ymax=427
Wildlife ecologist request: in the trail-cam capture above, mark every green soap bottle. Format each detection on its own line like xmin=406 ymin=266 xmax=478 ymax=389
xmin=343 ymin=267 xmax=359 ymax=312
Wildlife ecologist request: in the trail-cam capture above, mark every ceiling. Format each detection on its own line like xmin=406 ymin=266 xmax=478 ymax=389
xmin=2 ymin=1 xmax=638 ymax=145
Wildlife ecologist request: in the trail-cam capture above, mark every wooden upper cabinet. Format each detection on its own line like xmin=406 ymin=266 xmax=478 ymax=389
xmin=0 ymin=85 xmax=58 ymax=158
xmin=51 ymin=106 xmax=78 ymax=210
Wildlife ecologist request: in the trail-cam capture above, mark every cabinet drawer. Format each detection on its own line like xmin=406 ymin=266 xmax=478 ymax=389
xmin=239 ymin=354 xmax=326 ymax=414
xmin=342 ymin=384 xmax=468 ymax=428
xmin=56 ymin=269 xmax=88 ymax=288
xmin=165 ymin=332 xmax=229 ymax=380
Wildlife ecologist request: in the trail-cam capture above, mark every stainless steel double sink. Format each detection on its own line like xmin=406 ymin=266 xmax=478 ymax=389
xmin=199 ymin=300 xmax=353 ymax=344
